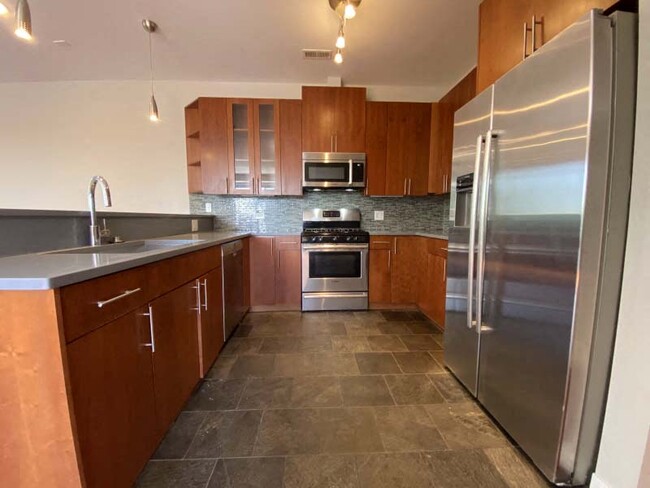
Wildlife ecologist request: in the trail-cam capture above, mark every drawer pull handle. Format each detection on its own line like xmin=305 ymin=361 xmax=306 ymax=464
xmin=373 ymin=241 xmax=391 ymax=245
xmin=440 ymin=247 xmax=448 ymax=251
xmin=141 ymin=305 xmax=156 ymax=353
xmin=96 ymin=288 xmax=141 ymax=308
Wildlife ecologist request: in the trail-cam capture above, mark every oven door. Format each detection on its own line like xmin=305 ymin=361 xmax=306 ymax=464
xmin=302 ymin=244 xmax=369 ymax=292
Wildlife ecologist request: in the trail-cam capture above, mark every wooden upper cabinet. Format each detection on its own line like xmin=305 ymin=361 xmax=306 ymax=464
xmin=429 ymin=69 xmax=476 ymax=195
xmin=477 ymin=0 xmax=617 ymax=93
xmin=365 ymin=102 xmax=388 ymax=196
xmin=367 ymin=102 xmax=431 ymax=196
xmin=535 ymin=0 xmax=617 ymax=43
xmin=188 ymin=97 xmax=302 ymax=196
xmin=185 ymin=98 xmax=229 ymax=195
xmin=302 ymin=86 xmax=366 ymax=153
xmin=279 ymin=100 xmax=303 ymax=196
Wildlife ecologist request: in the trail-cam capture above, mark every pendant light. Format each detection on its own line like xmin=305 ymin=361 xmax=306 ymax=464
xmin=14 ymin=0 xmax=32 ymax=41
xmin=142 ymin=19 xmax=160 ymax=122
xmin=336 ymin=23 xmax=346 ymax=49
xmin=0 ymin=3 xmax=9 ymax=16
xmin=343 ymin=1 xmax=357 ymax=20
xmin=334 ymin=49 xmax=343 ymax=64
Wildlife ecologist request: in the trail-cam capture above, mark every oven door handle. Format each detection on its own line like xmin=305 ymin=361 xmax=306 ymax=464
xmin=301 ymin=244 xmax=369 ymax=251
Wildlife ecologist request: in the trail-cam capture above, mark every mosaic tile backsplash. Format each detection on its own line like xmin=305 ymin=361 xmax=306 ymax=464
xmin=190 ymin=192 xmax=450 ymax=235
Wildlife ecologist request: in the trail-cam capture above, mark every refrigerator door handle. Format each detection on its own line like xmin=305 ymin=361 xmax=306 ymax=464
xmin=467 ymin=134 xmax=484 ymax=329
xmin=475 ymin=130 xmax=496 ymax=334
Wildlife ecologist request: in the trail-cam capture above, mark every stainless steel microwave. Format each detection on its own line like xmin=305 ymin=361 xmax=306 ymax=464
xmin=302 ymin=152 xmax=366 ymax=189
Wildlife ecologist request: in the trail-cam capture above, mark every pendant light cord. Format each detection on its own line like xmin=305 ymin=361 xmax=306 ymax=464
xmin=148 ymin=30 xmax=155 ymax=96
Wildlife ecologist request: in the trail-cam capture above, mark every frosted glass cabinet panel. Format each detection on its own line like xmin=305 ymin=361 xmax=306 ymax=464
xmin=227 ymin=99 xmax=282 ymax=195
xmin=255 ymin=101 xmax=281 ymax=195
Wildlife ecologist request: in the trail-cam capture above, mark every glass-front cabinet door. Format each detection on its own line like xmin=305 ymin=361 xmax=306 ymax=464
xmin=254 ymin=100 xmax=281 ymax=195
xmin=227 ymin=99 xmax=255 ymax=194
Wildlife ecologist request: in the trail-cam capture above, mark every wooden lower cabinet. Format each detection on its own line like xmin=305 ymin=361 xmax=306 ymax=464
xmin=369 ymin=236 xmax=448 ymax=326
xmin=250 ymin=236 xmax=301 ymax=310
xmin=391 ymin=237 xmax=425 ymax=304
xmin=198 ymin=267 xmax=225 ymax=376
xmin=67 ymin=307 xmax=159 ymax=488
xmin=150 ymin=281 xmax=202 ymax=431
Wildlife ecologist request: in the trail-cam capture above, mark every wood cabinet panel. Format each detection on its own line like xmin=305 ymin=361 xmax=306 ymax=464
xmin=253 ymin=99 xmax=282 ymax=195
xmin=301 ymin=87 xmax=335 ymax=152
xmin=301 ymin=86 xmax=366 ymax=153
xmin=150 ymin=282 xmax=201 ymax=432
xmin=365 ymin=102 xmax=388 ymax=196
xmin=535 ymin=0 xmax=617 ymax=45
xmin=198 ymin=267 xmax=224 ymax=376
xmin=369 ymin=248 xmax=392 ymax=304
xmin=477 ymin=0 xmax=533 ymax=93
xmin=67 ymin=307 xmax=159 ymax=488
xmin=243 ymin=238 xmax=251 ymax=309
xmin=430 ymin=70 xmax=477 ymax=194
xmin=333 ymin=87 xmax=367 ymax=152
xmin=279 ymin=100 xmax=303 ymax=196
xmin=275 ymin=237 xmax=301 ymax=308
xmin=406 ymin=104 xmax=432 ymax=196
xmin=418 ymin=239 xmax=448 ymax=328
xmin=391 ymin=237 xmax=425 ymax=304
xmin=198 ymin=98 xmax=229 ymax=194
xmin=249 ymin=237 xmax=277 ymax=306
xmin=385 ymin=104 xmax=411 ymax=196
xmin=227 ymin=99 xmax=257 ymax=195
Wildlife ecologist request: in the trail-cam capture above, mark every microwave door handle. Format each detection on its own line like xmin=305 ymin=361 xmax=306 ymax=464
xmin=349 ymin=160 xmax=353 ymax=185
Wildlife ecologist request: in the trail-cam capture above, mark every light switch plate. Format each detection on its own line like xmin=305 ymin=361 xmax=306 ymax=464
xmin=191 ymin=219 xmax=199 ymax=232
xmin=205 ymin=203 xmax=212 ymax=213
xmin=374 ymin=210 xmax=384 ymax=221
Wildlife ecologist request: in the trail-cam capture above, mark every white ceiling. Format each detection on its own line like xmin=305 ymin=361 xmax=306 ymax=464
xmin=0 ymin=0 xmax=480 ymax=90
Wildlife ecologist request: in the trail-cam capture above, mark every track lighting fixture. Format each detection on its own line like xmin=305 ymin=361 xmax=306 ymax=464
xmin=142 ymin=19 xmax=160 ymax=122
xmin=14 ymin=0 xmax=32 ymax=41
xmin=328 ymin=0 xmax=361 ymax=64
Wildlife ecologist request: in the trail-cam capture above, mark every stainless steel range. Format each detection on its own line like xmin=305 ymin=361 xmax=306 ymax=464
xmin=301 ymin=209 xmax=369 ymax=311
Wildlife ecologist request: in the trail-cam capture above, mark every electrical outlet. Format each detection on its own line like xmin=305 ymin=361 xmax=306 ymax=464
xmin=205 ymin=202 xmax=212 ymax=213
xmin=191 ymin=219 xmax=199 ymax=232
xmin=374 ymin=210 xmax=384 ymax=221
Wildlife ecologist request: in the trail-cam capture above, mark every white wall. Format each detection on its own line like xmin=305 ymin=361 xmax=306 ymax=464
xmin=591 ymin=5 xmax=650 ymax=488
xmin=0 ymin=80 xmax=445 ymax=214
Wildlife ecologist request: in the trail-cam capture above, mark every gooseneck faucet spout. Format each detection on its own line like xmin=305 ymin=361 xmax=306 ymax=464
xmin=88 ymin=176 xmax=112 ymax=246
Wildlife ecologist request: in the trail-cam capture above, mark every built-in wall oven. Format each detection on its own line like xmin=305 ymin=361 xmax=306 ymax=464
xmin=301 ymin=209 xmax=369 ymax=311
xmin=302 ymin=152 xmax=366 ymax=189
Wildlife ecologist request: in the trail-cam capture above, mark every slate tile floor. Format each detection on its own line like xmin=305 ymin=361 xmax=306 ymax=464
xmin=136 ymin=311 xmax=551 ymax=488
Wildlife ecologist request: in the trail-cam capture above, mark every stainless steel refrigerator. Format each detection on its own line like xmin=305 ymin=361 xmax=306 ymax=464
xmin=444 ymin=10 xmax=637 ymax=486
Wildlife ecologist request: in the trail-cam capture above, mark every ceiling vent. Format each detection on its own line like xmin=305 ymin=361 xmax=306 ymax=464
xmin=302 ymin=49 xmax=333 ymax=60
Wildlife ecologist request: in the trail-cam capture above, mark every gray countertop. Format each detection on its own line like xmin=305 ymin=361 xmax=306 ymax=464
xmin=0 ymin=230 xmax=448 ymax=291
xmin=0 ymin=231 xmax=250 ymax=291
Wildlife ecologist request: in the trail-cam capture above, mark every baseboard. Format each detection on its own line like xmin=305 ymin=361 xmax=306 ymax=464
xmin=589 ymin=473 xmax=610 ymax=488
xmin=369 ymin=303 xmax=418 ymax=310
xmin=249 ymin=305 xmax=301 ymax=312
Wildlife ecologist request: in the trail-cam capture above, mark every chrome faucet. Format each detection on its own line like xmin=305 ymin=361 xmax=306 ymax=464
xmin=88 ymin=176 xmax=112 ymax=246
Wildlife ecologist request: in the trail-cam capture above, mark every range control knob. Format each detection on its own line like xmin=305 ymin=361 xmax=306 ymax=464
xmin=332 ymin=236 xmax=339 ymax=242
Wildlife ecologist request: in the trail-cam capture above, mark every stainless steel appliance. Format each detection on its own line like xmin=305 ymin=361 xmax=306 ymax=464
xmin=222 ymin=240 xmax=247 ymax=338
xmin=444 ymin=10 xmax=636 ymax=486
xmin=302 ymin=152 xmax=366 ymax=189
xmin=301 ymin=209 xmax=369 ymax=311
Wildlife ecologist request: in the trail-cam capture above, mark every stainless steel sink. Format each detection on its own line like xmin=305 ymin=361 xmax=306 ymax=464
xmin=48 ymin=239 xmax=205 ymax=255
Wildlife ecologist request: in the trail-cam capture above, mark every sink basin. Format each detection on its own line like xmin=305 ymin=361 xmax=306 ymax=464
xmin=49 ymin=239 xmax=205 ymax=255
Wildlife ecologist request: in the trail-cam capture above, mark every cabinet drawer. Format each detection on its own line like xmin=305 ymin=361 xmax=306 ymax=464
xmin=60 ymin=246 xmax=223 ymax=343
xmin=60 ymin=266 xmax=152 ymax=343
xmin=370 ymin=236 xmax=395 ymax=250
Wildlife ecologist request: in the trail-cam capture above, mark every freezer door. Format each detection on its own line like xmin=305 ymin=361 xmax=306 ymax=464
xmin=478 ymin=12 xmax=615 ymax=483
xmin=444 ymin=87 xmax=493 ymax=396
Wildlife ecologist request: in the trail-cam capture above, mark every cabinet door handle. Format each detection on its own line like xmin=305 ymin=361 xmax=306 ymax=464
xmin=251 ymin=177 xmax=255 ymax=194
xmin=531 ymin=15 xmax=543 ymax=52
xmin=330 ymin=135 xmax=334 ymax=152
xmin=388 ymin=249 xmax=391 ymax=268
xmin=408 ymin=178 xmax=412 ymax=195
xmin=141 ymin=305 xmax=156 ymax=353
xmin=403 ymin=178 xmax=407 ymax=196
xmin=226 ymin=177 xmax=229 ymax=194
xmin=335 ymin=134 xmax=338 ymax=152
xmin=394 ymin=238 xmax=398 ymax=255
xmin=192 ymin=281 xmax=201 ymax=311
xmin=523 ymin=22 xmax=530 ymax=59
xmin=202 ymin=278 xmax=208 ymax=311
xmin=96 ymin=288 xmax=141 ymax=308
xmin=373 ymin=240 xmax=391 ymax=245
